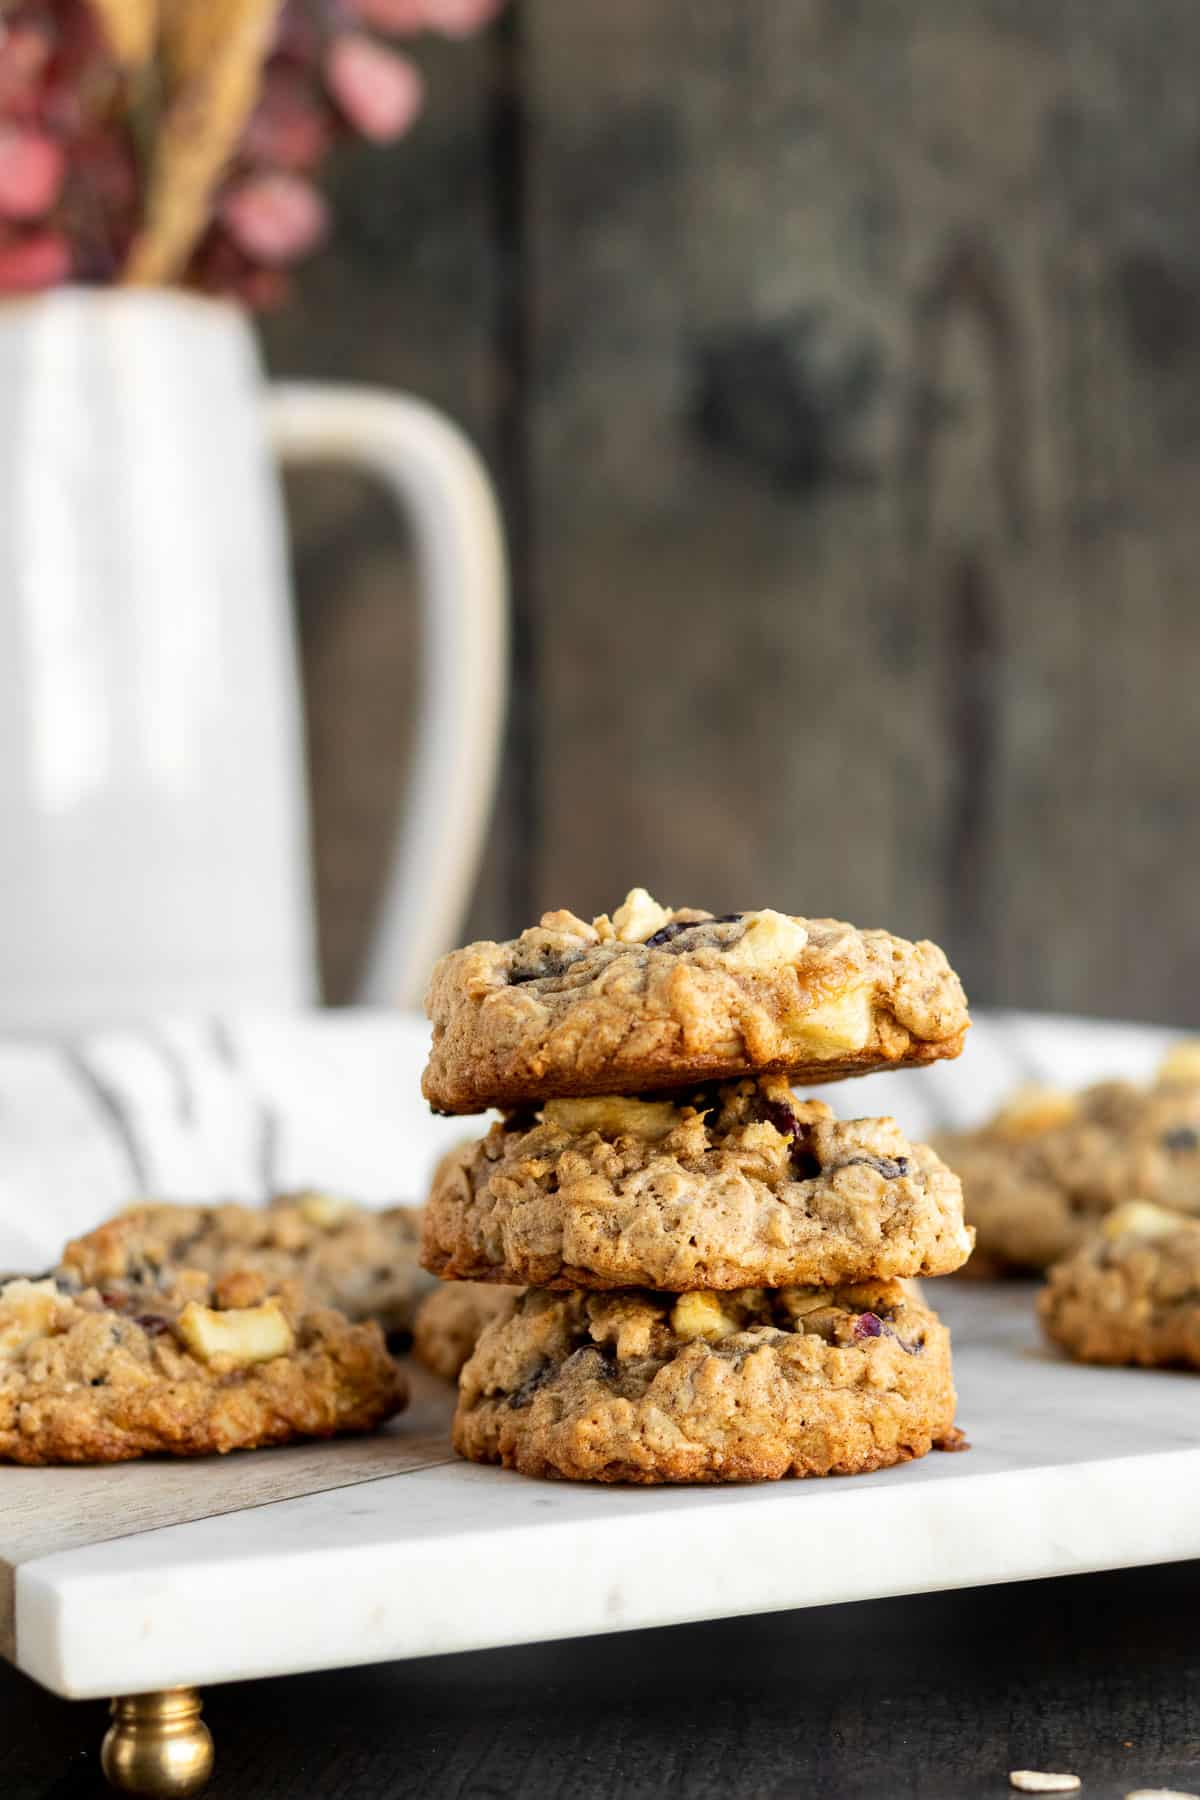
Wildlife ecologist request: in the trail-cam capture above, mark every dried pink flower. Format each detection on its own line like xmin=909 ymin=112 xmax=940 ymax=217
xmin=0 ymin=227 xmax=71 ymax=289
xmin=0 ymin=127 xmax=64 ymax=220
xmin=421 ymin=0 xmax=507 ymax=39
xmin=221 ymin=171 xmax=330 ymax=264
xmin=348 ymin=0 xmax=432 ymax=33
xmin=243 ymin=68 xmax=333 ymax=173
xmin=324 ymin=33 xmax=424 ymax=143
xmin=0 ymin=23 xmax=52 ymax=116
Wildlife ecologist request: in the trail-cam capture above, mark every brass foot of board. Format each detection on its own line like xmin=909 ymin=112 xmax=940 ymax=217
xmin=100 ymin=1687 xmax=213 ymax=1796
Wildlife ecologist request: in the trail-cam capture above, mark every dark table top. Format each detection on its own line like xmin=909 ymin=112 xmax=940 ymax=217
xmin=4 ymin=1559 xmax=1197 ymax=1799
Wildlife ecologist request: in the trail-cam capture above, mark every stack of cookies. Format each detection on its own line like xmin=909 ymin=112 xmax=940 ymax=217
xmin=419 ymin=891 xmax=975 ymax=1484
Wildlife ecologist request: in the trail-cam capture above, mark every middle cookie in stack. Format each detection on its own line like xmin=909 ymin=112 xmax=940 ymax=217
xmin=419 ymin=894 xmax=975 ymax=1485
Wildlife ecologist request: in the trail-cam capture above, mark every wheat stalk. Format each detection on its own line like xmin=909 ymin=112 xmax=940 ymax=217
xmin=87 ymin=0 xmax=159 ymax=68
xmin=121 ymin=0 xmax=280 ymax=288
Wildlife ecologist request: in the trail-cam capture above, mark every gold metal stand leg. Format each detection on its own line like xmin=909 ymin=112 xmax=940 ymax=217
xmin=100 ymin=1687 xmax=214 ymax=1796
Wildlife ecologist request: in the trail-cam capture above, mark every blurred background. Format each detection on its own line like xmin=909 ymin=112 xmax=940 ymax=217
xmin=273 ymin=2 xmax=1200 ymax=1023
xmin=3 ymin=0 xmax=1199 ymax=1027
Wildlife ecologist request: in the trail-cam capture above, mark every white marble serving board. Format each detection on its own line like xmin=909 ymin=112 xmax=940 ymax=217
xmin=2 ymin=1008 xmax=1198 ymax=1701
xmin=7 ymin=1281 xmax=1200 ymax=1701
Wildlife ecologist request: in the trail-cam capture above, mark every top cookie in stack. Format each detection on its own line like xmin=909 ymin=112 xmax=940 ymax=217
xmin=422 ymin=889 xmax=969 ymax=1114
xmin=420 ymin=892 xmax=972 ymax=1484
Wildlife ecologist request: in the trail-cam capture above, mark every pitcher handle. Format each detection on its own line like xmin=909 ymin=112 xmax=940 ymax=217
xmin=265 ymin=384 xmax=508 ymax=1009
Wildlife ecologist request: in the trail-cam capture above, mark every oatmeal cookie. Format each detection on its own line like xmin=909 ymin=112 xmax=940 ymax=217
xmin=1038 ymin=1201 xmax=1200 ymax=1368
xmin=422 ymin=1080 xmax=973 ymax=1290
xmin=422 ymin=890 xmax=969 ymax=1114
xmin=941 ymin=1055 xmax=1200 ymax=1274
xmin=412 ymin=1282 xmax=523 ymax=1382
xmin=0 ymin=1266 xmax=405 ymax=1465
xmin=454 ymin=1280 xmax=958 ymax=1483
xmin=59 ymin=1194 xmax=430 ymax=1340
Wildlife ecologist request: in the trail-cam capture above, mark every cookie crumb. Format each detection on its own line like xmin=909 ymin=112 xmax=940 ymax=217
xmin=1010 ymin=1776 xmax=1081 ymax=1795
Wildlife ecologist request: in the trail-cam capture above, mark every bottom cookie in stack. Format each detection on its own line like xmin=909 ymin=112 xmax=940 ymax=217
xmin=453 ymin=1280 xmax=961 ymax=1484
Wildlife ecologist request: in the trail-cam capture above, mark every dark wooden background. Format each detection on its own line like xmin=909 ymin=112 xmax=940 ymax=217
xmin=263 ymin=1 xmax=1200 ymax=1024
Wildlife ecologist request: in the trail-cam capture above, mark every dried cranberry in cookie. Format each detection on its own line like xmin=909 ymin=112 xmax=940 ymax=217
xmin=422 ymin=889 xmax=970 ymax=1113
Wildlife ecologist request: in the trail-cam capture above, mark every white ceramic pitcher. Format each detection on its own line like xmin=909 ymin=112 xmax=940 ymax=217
xmin=0 ymin=289 xmax=507 ymax=1029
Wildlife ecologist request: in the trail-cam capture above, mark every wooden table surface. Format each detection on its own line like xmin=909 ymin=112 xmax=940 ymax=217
xmin=3 ymin=1558 xmax=1196 ymax=1799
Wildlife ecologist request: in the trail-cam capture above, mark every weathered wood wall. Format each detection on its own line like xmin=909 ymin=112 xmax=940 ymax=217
xmin=265 ymin=2 xmax=1200 ymax=1024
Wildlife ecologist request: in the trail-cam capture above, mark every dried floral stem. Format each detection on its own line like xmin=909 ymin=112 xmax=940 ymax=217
xmin=121 ymin=0 xmax=280 ymax=287
xmin=86 ymin=0 xmax=159 ymax=69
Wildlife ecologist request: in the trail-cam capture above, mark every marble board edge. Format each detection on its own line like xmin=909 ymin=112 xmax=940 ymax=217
xmin=13 ymin=1438 xmax=1200 ymax=1700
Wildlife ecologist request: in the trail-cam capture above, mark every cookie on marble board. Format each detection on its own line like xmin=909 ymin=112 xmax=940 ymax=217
xmin=58 ymin=1193 xmax=431 ymax=1342
xmin=0 ymin=1266 xmax=405 ymax=1464
xmin=411 ymin=1281 xmax=523 ymax=1382
xmin=422 ymin=889 xmax=970 ymax=1114
xmin=422 ymin=1079 xmax=973 ymax=1290
xmin=940 ymin=1049 xmax=1200 ymax=1275
xmin=1038 ymin=1201 xmax=1200 ymax=1369
xmin=454 ymin=1280 xmax=960 ymax=1484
